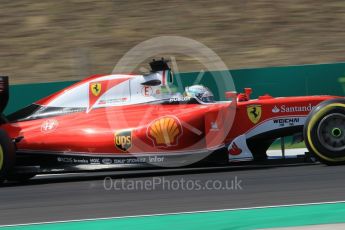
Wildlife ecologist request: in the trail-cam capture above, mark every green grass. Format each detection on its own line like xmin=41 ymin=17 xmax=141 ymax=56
xmin=269 ymin=138 xmax=306 ymax=150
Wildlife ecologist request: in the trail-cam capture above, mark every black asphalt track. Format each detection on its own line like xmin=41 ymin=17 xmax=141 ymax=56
xmin=1 ymin=163 xmax=345 ymax=226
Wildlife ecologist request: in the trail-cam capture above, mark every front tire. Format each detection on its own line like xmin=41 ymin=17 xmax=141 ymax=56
xmin=304 ymin=98 xmax=345 ymax=165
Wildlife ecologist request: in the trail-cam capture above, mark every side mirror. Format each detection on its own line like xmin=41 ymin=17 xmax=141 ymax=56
xmin=244 ymin=88 xmax=252 ymax=100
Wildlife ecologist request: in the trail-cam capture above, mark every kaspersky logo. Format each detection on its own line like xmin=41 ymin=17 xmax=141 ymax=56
xmin=272 ymin=104 xmax=315 ymax=113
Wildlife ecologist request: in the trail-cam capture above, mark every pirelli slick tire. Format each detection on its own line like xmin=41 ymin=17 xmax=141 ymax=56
xmin=0 ymin=129 xmax=15 ymax=182
xmin=304 ymin=98 xmax=345 ymax=165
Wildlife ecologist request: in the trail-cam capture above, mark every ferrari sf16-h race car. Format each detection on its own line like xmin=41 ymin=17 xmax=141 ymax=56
xmin=0 ymin=59 xmax=344 ymax=182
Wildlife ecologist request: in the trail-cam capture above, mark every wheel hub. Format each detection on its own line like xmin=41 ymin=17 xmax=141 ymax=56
xmin=332 ymin=127 xmax=342 ymax=138
xmin=317 ymin=113 xmax=345 ymax=152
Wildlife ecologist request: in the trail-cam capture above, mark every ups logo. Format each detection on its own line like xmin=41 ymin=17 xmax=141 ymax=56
xmin=114 ymin=130 xmax=132 ymax=152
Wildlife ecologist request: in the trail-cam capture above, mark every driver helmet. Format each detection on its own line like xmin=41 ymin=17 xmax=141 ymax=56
xmin=185 ymin=85 xmax=214 ymax=103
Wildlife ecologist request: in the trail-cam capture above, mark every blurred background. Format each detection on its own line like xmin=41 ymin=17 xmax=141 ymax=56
xmin=2 ymin=0 xmax=345 ymax=83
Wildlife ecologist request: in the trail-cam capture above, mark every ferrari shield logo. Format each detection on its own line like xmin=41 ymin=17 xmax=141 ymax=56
xmin=247 ymin=105 xmax=262 ymax=124
xmin=90 ymin=82 xmax=101 ymax=97
xmin=114 ymin=130 xmax=132 ymax=152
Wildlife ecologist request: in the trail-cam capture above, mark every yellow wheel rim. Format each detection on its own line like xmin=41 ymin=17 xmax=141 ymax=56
xmin=0 ymin=145 xmax=3 ymax=170
xmin=307 ymin=103 xmax=345 ymax=162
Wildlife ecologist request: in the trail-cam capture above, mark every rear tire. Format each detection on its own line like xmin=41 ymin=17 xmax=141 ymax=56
xmin=0 ymin=129 xmax=15 ymax=182
xmin=304 ymin=99 xmax=345 ymax=165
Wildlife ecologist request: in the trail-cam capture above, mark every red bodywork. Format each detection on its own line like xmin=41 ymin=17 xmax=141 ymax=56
xmin=1 ymin=67 xmax=339 ymax=170
xmin=3 ymin=94 xmax=336 ymax=156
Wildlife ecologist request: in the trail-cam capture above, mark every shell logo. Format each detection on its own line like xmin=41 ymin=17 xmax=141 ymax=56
xmin=147 ymin=116 xmax=183 ymax=147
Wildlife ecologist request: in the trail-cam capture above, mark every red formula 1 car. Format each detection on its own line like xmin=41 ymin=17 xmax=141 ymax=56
xmin=0 ymin=59 xmax=344 ymax=182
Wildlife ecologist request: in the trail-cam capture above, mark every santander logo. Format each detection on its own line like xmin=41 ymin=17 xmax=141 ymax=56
xmin=272 ymin=104 xmax=315 ymax=113
xmin=272 ymin=106 xmax=280 ymax=113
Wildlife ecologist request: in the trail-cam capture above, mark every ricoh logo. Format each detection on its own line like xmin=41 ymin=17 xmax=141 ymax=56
xmin=272 ymin=104 xmax=315 ymax=113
